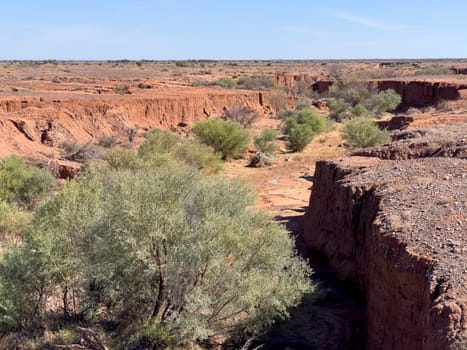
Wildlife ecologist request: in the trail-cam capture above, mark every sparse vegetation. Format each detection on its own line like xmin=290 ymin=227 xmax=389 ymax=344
xmin=236 ymin=74 xmax=275 ymax=90
xmin=327 ymin=79 xmax=401 ymax=121
xmin=98 ymin=135 xmax=117 ymax=148
xmin=254 ymin=128 xmax=278 ymax=155
xmin=192 ymin=118 xmax=251 ymax=160
xmin=342 ymin=116 xmax=390 ymax=148
xmin=210 ymin=77 xmax=237 ymax=89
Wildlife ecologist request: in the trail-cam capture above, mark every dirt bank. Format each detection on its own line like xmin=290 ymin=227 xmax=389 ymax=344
xmin=303 ymin=125 xmax=466 ymax=349
xmin=0 ymin=89 xmax=270 ymax=161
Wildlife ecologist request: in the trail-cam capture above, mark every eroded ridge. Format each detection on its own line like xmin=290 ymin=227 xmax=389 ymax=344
xmin=303 ymin=124 xmax=466 ymax=350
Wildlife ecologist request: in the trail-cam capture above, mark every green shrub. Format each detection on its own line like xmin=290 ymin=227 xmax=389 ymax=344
xmin=18 ymin=164 xmax=313 ymax=345
xmin=283 ymin=108 xmax=326 ymax=152
xmin=366 ymin=89 xmax=401 ymax=114
xmin=0 ymin=155 xmax=53 ymax=206
xmin=343 ymin=116 xmax=390 ymax=148
xmin=210 ymin=77 xmax=237 ymax=89
xmin=138 ymin=129 xmax=180 ymax=159
xmin=352 ymin=103 xmax=372 ymax=118
xmin=254 ymin=129 xmax=278 ymax=155
xmin=0 ymin=245 xmax=52 ymax=331
xmin=276 ymin=108 xmax=294 ymax=121
xmin=192 ymin=118 xmax=251 ymax=160
xmin=286 ymin=126 xmax=315 ymax=152
xmin=0 ymin=201 xmax=30 ymax=238
xmin=106 ymin=148 xmax=143 ymax=171
xmin=295 ymin=99 xmax=311 ymax=110
xmin=328 ymin=97 xmax=352 ymax=122
xmin=176 ymin=141 xmax=223 ymax=174
xmin=138 ymin=129 xmax=223 ymax=173
xmin=283 ymin=108 xmax=326 ymax=135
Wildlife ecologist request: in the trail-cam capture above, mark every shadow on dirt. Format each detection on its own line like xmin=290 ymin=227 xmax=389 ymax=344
xmin=256 ymin=212 xmax=366 ymax=350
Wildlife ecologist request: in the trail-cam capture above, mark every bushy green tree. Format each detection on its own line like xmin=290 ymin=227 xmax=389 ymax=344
xmin=0 ymin=155 xmax=53 ymax=206
xmin=343 ymin=116 xmax=390 ymax=148
xmin=10 ymin=164 xmax=312 ymax=346
xmin=366 ymin=89 xmax=401 ymax=114
xmin=286 ymin=126 xmax=315 ymax=152
xmin=192 ymin=118 xmax=251 ymax=160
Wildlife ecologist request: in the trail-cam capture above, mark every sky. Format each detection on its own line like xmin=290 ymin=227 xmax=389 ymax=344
xmin=0 ymin=0 xmax=466 ymax=60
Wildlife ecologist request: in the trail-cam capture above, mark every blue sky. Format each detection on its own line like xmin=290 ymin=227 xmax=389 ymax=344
xmin=1 ymin=0 xmax=466 ymax=60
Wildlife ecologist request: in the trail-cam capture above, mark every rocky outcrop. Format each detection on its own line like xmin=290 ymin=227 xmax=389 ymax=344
xmin=274 ymin=73 xmax=317 ymax=90
xmin=308 ymin=79 xmax=465 ymax=109
xmin=377 ymin=80 xmax=462 ymax=109
xmin=453 ymin=67 xmax=467 ymax=75
xmin=353 ymin=124 xmax=467 ymax=160
xmin=303 ymin=125 xmax=467 ymax=349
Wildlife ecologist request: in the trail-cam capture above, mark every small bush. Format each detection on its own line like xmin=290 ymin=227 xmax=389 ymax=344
xmin=138 ymin=129 xmax=181 ymax=160
xmin=276 ymin=108 xmax=294 ymax=121
xmin=254 ymin=129 xmax=278 ymax=155
xmin=328 ymin=97 xmax=352 ymax=122
xmin=270 ymin=89 xmax=288 ymax=113
xmin=192 ymin=118 xmax=251 ymax=160
xmin=237 ymin=75 xmax=275 ymax=90
xmin=343 ymin=116 xmax=390 ymax=148
xmin=61 ymin=142 xmax=104 ymax=162
xmin=0 ymin=155 xmax=53 ymax=206
xmin=223 ymin=104 xmax=259 ymax=128
xmin=283 ymin=108 xmax=327 ymax=152
xmin=98 ymin=135 xmax=117 ymax=148
xmin=0 ymin=201 xmax=30 ymax=238
xmin=286 ymin=126 xmax=315 ymax=152
xmin=365 ymin=89 xmax=401 ymax=114
xmin=352 ymin=103 xmax=373 ymax=118
xmin=295 ymin=99 xmax=311 ymax=110
xmin=106 ymin=149 xmax=143 ymax=171
xmin=210 ymin=77 xmax=237 ymax=89
xmin=114 ymin=84 xmax=130 ymax=95
xmin=283 ymin=108 xmax=326 ymax=135
xmin=176 ymin=141 xmax=223 ymax=174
